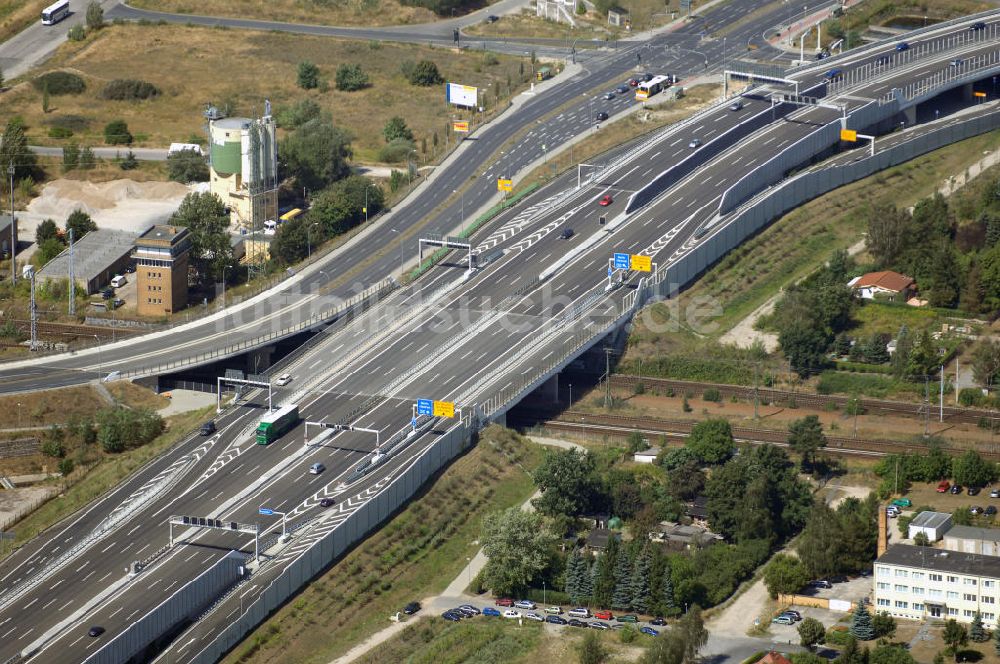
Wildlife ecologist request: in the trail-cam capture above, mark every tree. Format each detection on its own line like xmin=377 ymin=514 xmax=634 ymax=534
xmin=678 ymin=605 xmax=708 ymax=663
xmin=0 ymin=66 xmax=4 ymax=90
xmin=0 ymin=117 xmax=38 ymax=187
xmin=95 ymin=406 xmax=163 ymax=453
xmin=611 ymin=544 xmax=633 ymax=610
xmin=565 ymin=548 xmax=585 ymax=603
xmin=685 ymin=419 xmax=733 ymax=464
xmin=37 ymin=237 xmax=65 ymax=265
xmin=993 ymin=620 xmax=1000 ymax=655
xmin=866 ymin=204 xmax=911 ymax=268
xmin=639 ymin=631 xmax=686 ymax=664
xmin=531 ymin=448 xmax=599 ymax=518
xmin=480 ymin=507 xmax=554 ymax=596
xmin=78 ymin=145 xmax=95 ymax=170
xmin=57 ymin=458 xmax=74 ymax=477
xmin=849 ymin=599 xmax=875 ymax=641
xmin=953 ymin=450 xmax=997 ymax=489
xmin=942 ymin=619 xmax=968 ymax=658
xmin=65 ymin=209 xmax=96 ymax=240
xmin=970 ymin=612 xmax=988 ymax=642
xmin=402 ymin=59 xmax=443 ymax=86
xmin=308 ymin=176 xmax=383 ymax=237
xmin=169 ymin=192 xmax=232 ymax=283
xmin=836 ymin=635 xmax=869 ymax=664
xmin=631 ymin=548 xmax=651 ymax=613
xmin=658 ymin=558 xmax=676 ymax=616
xmin=779 ymin=323 xmax=830 ymax=377
xmin=869 ymin=645 xmax=915 ymax=664
xmin=35 ymin=219 xmax=59 ymax=245
xmin=85 ymin=1 xmax=103 ymax=29
xmin=335 ymin=63 xmax=369 ymax=91
xmin=798 ymin=617 xmax=826 ymax=649
xmin=578 ymin=631 xmax=608 ymax=664
xmin=763 ymin=553 xmax=811 ymax=598
xmin=971 ymin=339 xmax=1000 ymax=390
xmin=664 ymin=459 xmax=705 ymax=501
xmin=297 ymin=61 xmax=320 ymax=89
xmin=270 ymin=216 xmax=312 ymax=265
xmin=913 ymin=531 xmax=930 ymax=546
xmin=382 ymin=116 xmax=414 ymax=144
xmin=119 ymin=150 xmax=138 ymax=171
xmin=788 ymin=415 xmax=827 ymax=469
xmin=279 ymin=118 xmax=353 ymax=191
xmin=104 ymin=119 xmax=132 ymax=145
xmin=41 ymin=81 xmax=50 ymax=113
xmin=873 ymin=611 xmax=896 ymax=639
xmin=167 ymin=149 xmax=209 ymax=183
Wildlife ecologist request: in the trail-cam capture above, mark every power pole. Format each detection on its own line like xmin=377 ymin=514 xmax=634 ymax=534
xmin=923 ymin=376 xmax=930 ymax=437
xmin=604 ymin=348 xmax=613 ymax=409
xmin=753 ymin=363 xmax=760 ymax=420
xmin=27 ymin=267 xmax=37 ymax=352
xmin=939 ymin=365 xmax=944 ymax=423
xmin=8 ymin=160 xmax=14 ymax=285
xmin=68 ymin=228 xmax=75 ymax=316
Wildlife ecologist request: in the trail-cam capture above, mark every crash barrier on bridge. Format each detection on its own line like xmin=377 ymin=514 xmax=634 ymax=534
xmin=81 ymin=551 xmax=246 ymax=664
xmin=119 ymin=277 xmax=396 ymax=379
xmin=885 ymin=49 xmax=1000 ymax=107
xmin=177 ymin=422 xmax=471 ymax=664
xmin=624 ymin=104 xmax=795 ymax=214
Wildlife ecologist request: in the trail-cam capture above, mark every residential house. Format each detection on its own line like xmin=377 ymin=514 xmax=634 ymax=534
xmin=847 ymin=270 xmax=915 ymax=302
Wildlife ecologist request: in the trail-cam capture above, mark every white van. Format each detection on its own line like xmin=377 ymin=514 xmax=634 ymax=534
xmin=110 ymin=275 xmax=126 ymax=288
xmin=263 ymin=220 xmax=278 ymax=236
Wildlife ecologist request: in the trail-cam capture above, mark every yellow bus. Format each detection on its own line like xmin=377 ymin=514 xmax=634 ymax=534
xmin=280 ymin=208 xmax=303 ymax=223
xmin=636 ymin=75 xmax=672 ymax=101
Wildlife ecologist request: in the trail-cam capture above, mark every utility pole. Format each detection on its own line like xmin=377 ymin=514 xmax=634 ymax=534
xmin=604 ymin=348 xmax=613 ymax=409
xmin=68 ymin=228 xmax=75 ymax=316
xmin=27 ymin=267 xmax=37 ymax=351
xmin=8 ymin=160 xmax=14 ymax=285
xmin=923 ymin=376 xmax=930 ymax=437
xmin=939 ymin=365 xmax=944 ymax=423
xmin=753 ymin=363 xmax=760 ymax=420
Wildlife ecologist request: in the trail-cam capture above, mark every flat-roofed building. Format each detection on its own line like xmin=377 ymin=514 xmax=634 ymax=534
xmin=37 ymin=228 xmax=136 ymax=295
xmin=135 ymin=225 xmax=191 ymax=317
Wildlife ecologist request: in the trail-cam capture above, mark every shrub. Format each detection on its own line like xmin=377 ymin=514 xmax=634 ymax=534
xmin=41 ymin=438 xmax=65 ymax=458
xmin=378 ymin=139 xmax=416 ymax=163
xmin=703 ymin=388 xmax=722 ymax=402
xmin=382 ymin=116 xmax=413 ymax=143
xmin=48 ymin=126 xmax=73 ymax=139
xmin=58 ymin=458 xmax=75 ymax=476
xmin=825 ymin=625 xmax=852 ymax=646
xmin=401 ymin=59 xmax=443 ymax=86
xmin=335 ymin=64 xmax=369 ymax=91
xmin=104 ymin=119 xmax=132 ymax=145
xmin=274 ymin=99 xmax=324 ymax=129
xmin=167 ymin=149 xmax=208 ymax=182
xmin=119 ymin=151 xmax=139 ymax=171
xmin=959 ymin=387 xmax=986 ymax=407
xmin=67 ymin=25 xmax=86 ymax=41
xmin=297 ymin=61 xmax=320 ymax=89
xmin=100 ymin=79 xmax=160 ymax=101
xmin=32 ymin=71 xmax=86 ymax=95
xmin=85 ymin=1 xmax=104 ymax=30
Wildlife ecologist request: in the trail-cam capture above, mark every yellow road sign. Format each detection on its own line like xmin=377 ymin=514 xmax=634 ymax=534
xmin=453 ymin=121 xmax=470 ymax=133
xmin=974 ymin=91 xmax=987 ymax=98
xmin=630 ymin=255 xmax=652 ymax=272
xmin=840 ymin=129 xmax=858 ymax=142
xmin=497 ymin=178 xmax=513 ymax=192
xmin=433 ymin=400 xmax=456 ymax=418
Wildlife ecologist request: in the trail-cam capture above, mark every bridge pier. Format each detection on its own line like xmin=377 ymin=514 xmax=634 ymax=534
xmin=531 ymin=374 xmax=561 ymax=404
xmin=963 ymin=82 xmax=976 ymax=101
xmin=246 ymin=346 xmax=275 ymax=374
xmin=902 ymin=105 xmax=916 ymax=127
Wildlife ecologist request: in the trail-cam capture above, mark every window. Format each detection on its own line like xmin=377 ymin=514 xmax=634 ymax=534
xmin=984 ymin=596 xmax=996 ymax=604
xmin=895 ymin=601 xmax=908 ymax=609
xmin=985 ymin=580 xmax=996 ymax=589
xmin=912 ymin=587 xmax=925 ymax=596
xmin=877 ymin=598 xmax=890 ymax=607
xmin=948 ymin=576 xmax=958 ymax=583
xmin=986 ymin=612 xmax=996 ymax=621
xmin=912 ymin=603 xmax=924 ymax=612
xmin=964 ymin=609 xmax=975 ymax=617
xmin=964 ymin=594 xmax=977 ymax=602
xmin=929 ymin=589 xmax=943 ymax=598
xmin=965 ymin=578 xmax=978 ymax=586
xmin=895 ymin=570 xmax=909 ymax=578
xmin=930 ymin=574 xmax=943 ymax=582
xmin=912 ymin=572 xmax=925 ymax=581
xmin=877 ymin=567 xmax=890 ymax=578
xmin=948 ymin=608 xmax=959 ymax=616
xmin=947 ymin=591 xmax=960 ymax=600
xmin=894 ymin=585 xmax=908 ymax=592
xmin=877 ymin=583 xmax=890 ymax=590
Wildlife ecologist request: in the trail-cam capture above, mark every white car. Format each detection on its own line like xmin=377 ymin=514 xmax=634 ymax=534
xmin=568 ymin=607 xmax=590 ymax=618
xmin=275 ymin=373 xmax=292 ymax=386
xmin=544 ymin=606 xmax=562 ymax=615
xmin=503 ymin=609 xmax=521 ymax=619
xmin=524 ymin=612 xmax=544 ymax=622
xmin=688 ymin=138 xmax=702 ymax=149
xmin=513 ymin=600 xmax=536 ymax=610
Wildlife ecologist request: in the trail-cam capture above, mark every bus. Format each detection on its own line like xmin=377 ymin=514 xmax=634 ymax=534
xmin=535 ymin=66 xmax=552 ymax=82
xmin=279 ymin=208 xmax=303 ymax=223
xmin=41 ymin=0 xmax=70 ymax=25
xmin=635 ymin=75 xmax=672 ymax=101
xmin=256 ymin=404 xmax=299 ymax=445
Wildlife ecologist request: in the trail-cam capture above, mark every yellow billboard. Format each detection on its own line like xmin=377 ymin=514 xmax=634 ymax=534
xmin=630 ymin=255 xmax=652 ymax=272
xmin=497 ymin=178 xmax=513 ymax=192
xmin=840 ymin=129 xmax=858 ymax=142
xmin=433 ymin=400 xmax=455 ymax=418
xmin=452 ymin=121 xmax=470 ymax=133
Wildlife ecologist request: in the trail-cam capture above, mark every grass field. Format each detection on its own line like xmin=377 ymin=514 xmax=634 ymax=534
xmin=5 ymin=23 xmax=530 ymax=162
xmin=0 ymin=0 xmax=46 ymax=45
xmin=128 ymin=0 xmax=450 ymax=27
xmin=624 ymin=128 xmax=1000 ymax=367
xmin=0 ymin=385 xmax=106 ymax=430
xmin=104 ymin=380 xmax=171 ymax=410
xmin=222 ymin=426 xmax=543 ymax=664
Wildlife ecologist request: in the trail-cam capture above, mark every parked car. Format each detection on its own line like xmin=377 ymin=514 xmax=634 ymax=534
xmin=937 ymin=481 xmax=951 ymax=493
xmin=199 ymin=420 xmax=216 ymax=436
xmin=567 ymin=618 xmax=587 ymax=627
xmin=991 ymin=488 xmax=1000 ymax=498
xmin=891 ymin=498 xmax=912 ymax=507
xmin=595 ymin=111 xmax=609 ymax=122
xmin=968 ymin=487 xmax=981 ymax=496
xmin=641 ymin=626 xmax=660 ymax=636
xmin=971 ymin=506 xmax=984 ymax=515
xmin=502 ymin=609 xmax=521 ymax=619
xmin=495 ymin=598 xmax=514 ymax=607
xmin=483 ymin=607 xmax=501 ymax=617
xmin=544 ymin=606 xmax=562 ymax=614
xmin=319 ymin=497 xmax=336 ymax=508
xmin=809 ymin=579 xmax=832 ymax=589
xmin=649 ymin=617 xmax=666 ymax=626
xmin=951 ymin=485 xmax=964 ymax=495
xmin=514 ymin=600 xmax=536 ymax=610
xmin=524 ymin=612 xmax=544 ymax=622
xmin=442 ymin=611 xmax=462 ymax=621
xmin=111 ymin=298 xmax=125 ymax=310
xmin=309 ymin=463 xmax=325 ymax=474
xmin=772 ymin=615 xmax=795 ymax=625
xmin=594 ymin=610 xmax=613 ymax=620
xmin=781 ymin=610 xmax=802 ymax=621
xmin=101 ymin=288 xmax=114 ymax=300
xmin=986 ymin=506 xmax=997 ymax=516
xmin=895 ymin=42 xmax=909 ymax=51
xmin=568 ymin=607 xmax=591 ymax=618
xmin=886 ymin=506 xmax=900 ymax=518
xmin=589 ymin=621 xmax=610 ymax=629
xmin=486 ymin=14 xmax=499 ymax=22
xmin=88 ymin=626 xmax=105 ymax=637
xmin=275 ymin=373 xmax=292 ymax=386
xmin=560 ymin=227 xmax=575 ymax=240
xmin=546 ymin=615 xmax=568 ymax=625
xmin=110 ymin=275 xmax=127 ymax=288
xmin=616 ymin=614 xmax=638 ymax=623
xmin=459 ymin=604 xmax=481 ymax=615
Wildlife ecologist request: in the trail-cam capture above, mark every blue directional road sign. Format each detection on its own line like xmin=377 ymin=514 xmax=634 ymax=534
xmin=259 ymin=507 xmax=274 ymax=516
xmin=417 ymin=399 xmax=433 ymax=416
xmin=613 ymin=253 xmax=630 ymax=270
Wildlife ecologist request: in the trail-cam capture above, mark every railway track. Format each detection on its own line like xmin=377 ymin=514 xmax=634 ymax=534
xmin=9 ymin=320 xmax=139 ymax=341
xmin=608 ymin=375 xmax=998 ymax=427
xmin=509 ymin=409 xmax=1000 ymax=461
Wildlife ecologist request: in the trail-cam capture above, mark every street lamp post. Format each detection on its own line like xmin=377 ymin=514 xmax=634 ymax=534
xmin=389 ymin=228 xmax=405 ymax=275
xmin=92 ymin=335 xmax=103 ymax=381
xmin=307 ymin=222 xmax=319 ymax=258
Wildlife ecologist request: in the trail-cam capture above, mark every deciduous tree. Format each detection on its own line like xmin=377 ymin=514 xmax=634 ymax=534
xmin=480 ymin=507 xmax=555 ymax=597
xmin=764 ymin=553 xmax=810 ymax=598
xmin=788 ymin=415 xmax=826 ymax=469
xmin=798 ymin=617 xmax=826 ymax=649
xmin=531 ymin=448 xmax=599 ymax=518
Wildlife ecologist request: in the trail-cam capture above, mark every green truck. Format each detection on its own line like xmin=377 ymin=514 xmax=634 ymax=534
xmin=256 ymin=404 xmax=299 ymax=445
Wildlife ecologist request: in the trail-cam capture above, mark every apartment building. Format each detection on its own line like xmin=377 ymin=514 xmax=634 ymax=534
xmin=874 ymin=544 xmax=1000 ymax=627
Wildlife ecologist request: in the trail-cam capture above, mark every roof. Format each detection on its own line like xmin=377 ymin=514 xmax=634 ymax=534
xmin=760 ymin=652 xmax=793 ymax=664
xmin=212 ymin=117 xmax=251 ymax=130
xmin=943 ymin=525 xmax=1000 ymax=542
xmin=686 ymin=496 xmax=710 ymax=519
xmin=137 ymin=225 xmax=188 ymax=246
xmin=851 ymin=270 xmax=914 ymax=293
xmin=909 ymin=511 xmax=952 ymax=530
xmin=587 ymin=528 xmax=619 ymax=549
xmin=37 ymin=229 xmax=137 ymax=283
xmin=634 ymin=447 xmax=662 ymax=458
xmin=0 ymin=214 xmax=11 ymax=232
xmin=877 ymin=544 xmax=1000 ymax=578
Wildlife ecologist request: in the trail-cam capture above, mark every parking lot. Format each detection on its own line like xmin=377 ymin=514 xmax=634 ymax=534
xmin=766 ymin=575 xmax=874 ymax=643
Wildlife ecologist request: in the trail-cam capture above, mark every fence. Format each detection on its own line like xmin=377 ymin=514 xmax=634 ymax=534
xmin=176 ymin=422 xmax=471 ymax=664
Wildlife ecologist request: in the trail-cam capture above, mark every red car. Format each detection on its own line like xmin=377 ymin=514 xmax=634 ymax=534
xmin=599 ymin=194 xmax=613 ymax=206
xmin=495 ymin=597 xmax=514 ymax=607
xmin=936 ymin=481 xmax=951 ymax=493
xmin=594 ymin=610 xmax=613 ymax=620
xmin=627 ymin=78 xmax=639 ymax=87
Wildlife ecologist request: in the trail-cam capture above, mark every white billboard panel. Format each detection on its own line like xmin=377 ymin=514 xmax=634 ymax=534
xmin=446 ymin=82 xmax=478 ymax=107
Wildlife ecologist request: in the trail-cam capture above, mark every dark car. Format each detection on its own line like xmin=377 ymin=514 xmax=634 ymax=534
xmin=486 ymin=14 xmax=499 ymax=22
xmin=101 ymin=288 xmax=114 ymax=300
xmin=987 ymin=506 xmax=997 ymax=516
xmin=588 ymin=621 xmax=610 ymax=630
xmin=596 ymin=111 xmax=609 ymax=122
xmin=809 ymin=579 xmax=833 ymax=589
xmin=568 ymin=618 xmax=587 ymax=627
xmin=459 ymin=604 xmax=481 ymax=615
xmin=546 ymin=615 xmax=568 ymax=625
xmin=649 ymin=617 xmax=666 ymax=626
xmin=616 ymin=84 xmax=630 ymax=94
xmin=616 ymin=614 xmax=639 ymax=623
xmin=896 ymin=42 xmax=909 ymax=51
xmin=560 ymin=228 xmax=574 ymax=240
xmin=642 ymin=73 xmax=654 ymax=82
xmin=815 ymin=51 xmax=828 ymax=60
xmin=453 ymin=606 xmax=477 ymax=617
xmin=124 ymin=264 xmax=135 ymax=274
xmin=729 ymin=100 xmax=744 ymax=111
xmin=824 ymin=68 xmax=842 ymax=81
xmin=404 ymin=601 xmax=421 ymax=615
xmin=319 ymin=497 xmax=336 ymax=507
xmin=781 ymin=610 xmax=802 ymax=621
xmin=442 ymin=611 xmax=462 ymax=621
xmin=951 ymin=485 xmax=964 ymax=495
xmin=483 ymin=607 xmax=501 ymax=617
xmin=971 ymin=21 xmax=986 ymax=30
xmin=875 ymin=55 xmax=890 ymax=66
xmin=969 ymin=487 xmax=982 ymax=496
xmin=199 ymin=420 xmax=216 ymax=436
xmin=88 ymin=626 xmax=105 ymax=638
xmin=640 ymin=626 xmax=660 ymax=636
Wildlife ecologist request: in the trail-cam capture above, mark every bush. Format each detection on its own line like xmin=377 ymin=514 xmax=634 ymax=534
xmin=297 ymin=61 xmax=320 ymax=89
xmin=167 ymin=149 xmax=209 ymax=182
xmin=67 ymin=24 xmax=86 ymax=41
xmin=104 ymin=119 xmax=132 ymax=145
xmin=58 ymin=458 xmax=75 ymax=476
xmin=100 ymin=79 xmax=160 ymax=101
xmin=383 ymin=116 xmax=414 ymax=143
xmin=825 ymin=626 xmax=852 ymax=647
xmin=703 ymin=388 xmax=722 ymax=403
xmin=41 ymin=438 xmax=65 ymax=458
xmin=959 ymin=388 xmax=986 ymax=407
xmin=48 ymin=126 xmax=73 ymax=139
xmin=85 ymin=1 xmax=104 ymax=30
xmin=335 ymin=63 xmax=369 ymax=91
xmin=378 ymin=139 xmax=416 ymax=163
xmin=401 ymin=59 xmax=443 ymax=86
xmin=119 ymin=151 xmax=139 ymax=171
xmin=274 ymin=99 xmax=324 ymax=129
xmin=32 ymin=71 xmax=86 ymax=95
xmin=96 ymin=406 xmax=163 ymax=453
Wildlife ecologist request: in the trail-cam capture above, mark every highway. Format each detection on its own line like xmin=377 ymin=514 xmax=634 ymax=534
xmin=0 ymin=13 xmax=997 ymax=660
xmin=0 ymin=0 xmax=826 ymax=394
